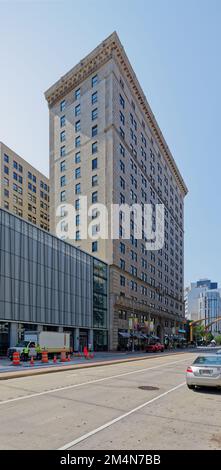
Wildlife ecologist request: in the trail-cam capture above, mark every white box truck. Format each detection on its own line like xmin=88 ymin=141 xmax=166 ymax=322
xmin=8 ymin=331 xmax=71 ymax=360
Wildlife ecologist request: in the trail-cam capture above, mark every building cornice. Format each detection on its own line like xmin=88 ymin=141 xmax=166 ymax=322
xmin=44 ymin=32 xmax=188 ymax=196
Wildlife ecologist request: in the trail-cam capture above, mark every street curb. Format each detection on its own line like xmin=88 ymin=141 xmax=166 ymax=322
xmin=0 ymin=351 xmax=190 ymax=381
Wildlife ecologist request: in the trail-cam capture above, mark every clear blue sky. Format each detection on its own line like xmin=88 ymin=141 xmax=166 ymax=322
xmin=1 ymin=0 xmax=221 ymax=287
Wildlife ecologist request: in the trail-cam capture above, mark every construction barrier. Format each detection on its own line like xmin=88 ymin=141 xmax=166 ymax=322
xmin=12 ymin=351 xmax=20 ymax=366
xmin=41 ymin=351 xmax=48 ymax=363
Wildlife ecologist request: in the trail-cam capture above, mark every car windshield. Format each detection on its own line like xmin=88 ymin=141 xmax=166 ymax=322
xmin=194 ymin=356 xmax=221 ymax=366
xmin=16 ymin=341 xmax=29 ymax=347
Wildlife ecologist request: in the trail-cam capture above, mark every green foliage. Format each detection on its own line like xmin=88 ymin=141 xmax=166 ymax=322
xmin=205 ymin=331 xmax=214 ymax=343
xmin=193 ymin=324 xmax=206 ymax=339
xmin=215 ymin=335 xmax=221 ymax=345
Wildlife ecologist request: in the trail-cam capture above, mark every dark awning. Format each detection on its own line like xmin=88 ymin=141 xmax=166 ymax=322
xmin=118 ymin=332 xmax=130 ymax=338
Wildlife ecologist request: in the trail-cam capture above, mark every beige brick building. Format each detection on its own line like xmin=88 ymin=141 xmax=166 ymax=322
xmin=0 ymin=142 xmax=50 ymax=231
xmin=45 ymin=32 xmax=188 ymax=350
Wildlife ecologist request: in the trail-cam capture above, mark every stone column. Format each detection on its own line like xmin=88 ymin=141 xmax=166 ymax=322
xmin=9 ymin=322 xmax=18 ymax=347
xmin=74 ymin=328 xmax=80 ymax=351
xmin=88 ymin=329 xmax=94 ymax=351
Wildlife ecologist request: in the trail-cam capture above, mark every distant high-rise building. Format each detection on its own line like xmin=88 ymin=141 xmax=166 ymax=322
xmin=0 ymin=142 xmax=50 ymax=231
xmin=185 ymin=279 xmax=221 ymax=334
xmin=45 ymin=32 xmax=188 ymax=349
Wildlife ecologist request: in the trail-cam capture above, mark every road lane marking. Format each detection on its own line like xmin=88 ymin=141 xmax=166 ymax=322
xmin=0 ymin=358 xmax=189 ymax=406
xmin=58 ymin=381 xmax=186 ymax=449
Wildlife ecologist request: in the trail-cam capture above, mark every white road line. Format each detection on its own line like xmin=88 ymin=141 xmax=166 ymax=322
xmin=58 ymin=381 xmax=186 ymax=450
xmin=0 ymin=357 xmax=189 ymax=406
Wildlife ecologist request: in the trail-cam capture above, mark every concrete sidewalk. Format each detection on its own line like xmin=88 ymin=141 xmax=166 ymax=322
xmin=0 ymin=350 xmax=191 ymax=380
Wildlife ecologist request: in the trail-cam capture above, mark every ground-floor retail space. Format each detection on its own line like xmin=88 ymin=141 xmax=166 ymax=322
xmin=0 ymin=321 xmax=108 ymax=354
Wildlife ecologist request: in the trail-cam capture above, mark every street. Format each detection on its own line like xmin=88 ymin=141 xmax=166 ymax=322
xmin=0 ymin=351 xmax=221 ymax=450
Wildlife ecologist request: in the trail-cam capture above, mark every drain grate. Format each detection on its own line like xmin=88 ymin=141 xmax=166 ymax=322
xmin=138 ymin=386 xmax=159 ymax=391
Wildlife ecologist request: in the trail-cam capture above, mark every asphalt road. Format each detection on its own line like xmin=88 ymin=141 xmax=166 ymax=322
xmin=0 ymin=351 xmax=221 ymax=450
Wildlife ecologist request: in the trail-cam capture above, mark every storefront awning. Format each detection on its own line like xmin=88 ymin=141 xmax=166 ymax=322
xmin=118 ymin=332 xmax=130 ymax=338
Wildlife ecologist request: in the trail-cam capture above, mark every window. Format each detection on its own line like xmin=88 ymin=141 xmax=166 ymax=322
xmin=92 ymin=108 xmax=98 ymax=120
xmin=75 ymin=167 xmax=81 ymax=179
xmin=120 ymin=275 xmax=126 ymax=287
xmin=75 ymin=120 xmax=81 ymax=132
xmin=60 ymin=145 xmax=66 ymax=157
xmin=60 ymin=100 xmax=65 ymax=112
xmin=76 ymin=214 xmax=80 ymax=226
xmin=60 ymin=190 xmax=66 ymax=202
xmin=4 ymin=201 xmax=9 ymax=210
xmin=75 ymin=104 xmax=81 ymax=117
xmin=91 ymin=75 xmax=98 ymax=87
xmin=92 ymin=191 xmax=98 ymax=203
xmin=120 ymin=111 xmax=125 ymax=125
xmin=60 ymin=131 xmax=65 ymax=142
xmin=91 ymin=91 xmax=98 ymax=104
xmin=92 ymin=174 xmax=98 ymax=187
xmin=120 ymin=160 xmax=125 ymax=173
xmin=4 ymin=177 xmax=9 ymax=186
xmin=75 ymin=88 xmax=81 ymax=100
xmin=76 ymin=230 xmax=81 ymax=241
xmin=75 ymin=152 xmax=81 ymax=163
xmin=92 ymin=241 xmax=98 ymax=252
xmin=92 ymin=125 xmax=98 ymax=137
xmin=4 ymin=154 xmax=9 ymax=163
xmin=119 ymin=94 xmax=125 ymax=108
xmin=13 ymin=172 xmax=18 ymax=180
xmin=4 ymin=189 xmax=9 ymax=198
xmin=60 ymin=115 xmax=65 ymax=127
xmin=13 ymin=160 xmax=18 ymax=169
xmin=4 ymin=166 xmax=9 ymax=174
xmin=75 ymin=136 xmax=81 ymax=148
xmin=75 ymin=199 xmax=80 ymax=210
xmin=60 ymin=175 xmax=66 ymax=187
xmin=120 ymin=143 xmax=125 ymax=157
xmin=92 ymin=158 xmax=97 ymax=170
xmin=120 ymin=127 xmax=125 ymax=139
xmin=75 ymin=183 xmax=81 ymax=194
xmin=120 ymin=242 xmax=125 ymax=254
xmin=92 ymin=141 xmax=98 ymax=154
xmin=60 ymin=160 xmax=66 ymax=172
xmin=120 ymin=259 xmax=125 ymax=270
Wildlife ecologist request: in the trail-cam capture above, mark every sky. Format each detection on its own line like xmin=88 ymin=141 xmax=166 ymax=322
xmin=0 ymin=0 xmax=221 ymax=287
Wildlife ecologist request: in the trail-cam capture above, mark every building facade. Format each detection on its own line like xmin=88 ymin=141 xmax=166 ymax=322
xmin=0 ymin=142 xmax=50 ymax=231
xmin=0 ymin=208 xmax=108 ymax=354
xmin=185 ymin=279 xmax=221 ymax=334
xmin=45 ymin=32 xmax=188 ymax=350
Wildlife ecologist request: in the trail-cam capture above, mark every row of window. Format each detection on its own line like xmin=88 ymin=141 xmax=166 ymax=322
xmin=60 ymin=75 xmax=98 ymax=112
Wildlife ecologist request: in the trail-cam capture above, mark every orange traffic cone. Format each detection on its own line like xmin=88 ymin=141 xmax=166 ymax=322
xmin=41 ymin=351 xmax=48 ymax=363
xmin=60 ymin=351 xmax=66 ymax=362
xmin=12 ymin=351 xmax=20 ymax=366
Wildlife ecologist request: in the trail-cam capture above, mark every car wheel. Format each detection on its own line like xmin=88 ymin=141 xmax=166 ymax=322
xmin=187 ymin=384 xmax=195 ymax=390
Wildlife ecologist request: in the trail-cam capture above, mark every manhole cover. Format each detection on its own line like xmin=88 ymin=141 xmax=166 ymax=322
xmin=138 ymin=386 xmax=159 ymax=391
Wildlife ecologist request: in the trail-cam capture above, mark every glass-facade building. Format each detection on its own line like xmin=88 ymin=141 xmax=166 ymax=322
xmin=0 ymin=208 xmax=108 ymax=353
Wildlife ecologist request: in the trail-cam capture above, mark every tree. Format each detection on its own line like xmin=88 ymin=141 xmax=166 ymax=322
xmin=193 ymin=324 xmax=206 ymax=341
